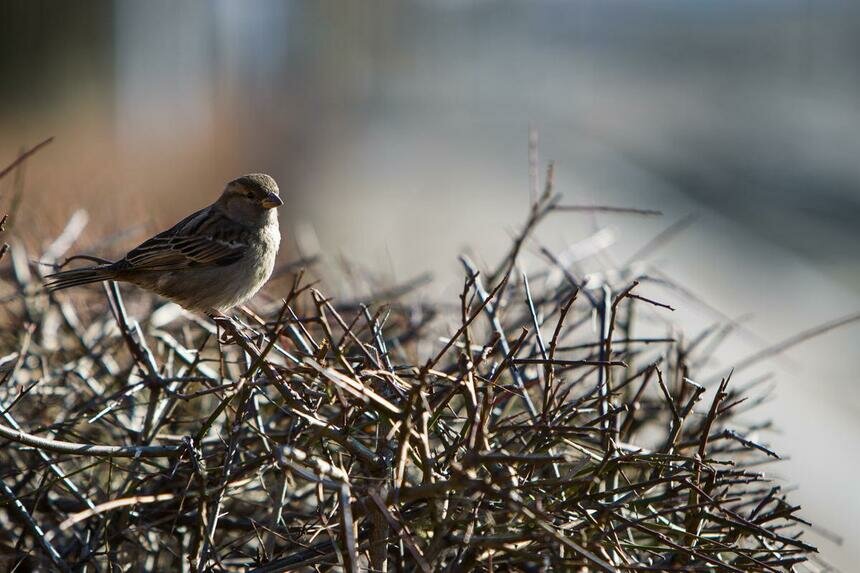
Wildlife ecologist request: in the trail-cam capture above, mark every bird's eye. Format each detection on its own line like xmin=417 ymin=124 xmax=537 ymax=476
xmin=244 ymin=191 xmax=254 ymax=198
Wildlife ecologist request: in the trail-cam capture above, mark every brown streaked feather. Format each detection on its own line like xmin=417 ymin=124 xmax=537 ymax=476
xmin=118 ymin=207 xmax=250 ymax=272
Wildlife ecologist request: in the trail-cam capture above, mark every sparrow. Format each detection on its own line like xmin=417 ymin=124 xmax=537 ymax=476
xmin=45 ymin=173 xmax=282 ymax=314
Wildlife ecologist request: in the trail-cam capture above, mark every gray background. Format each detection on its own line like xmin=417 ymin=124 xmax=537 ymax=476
xmin=1 ymin=1 xmax=857 ymax=566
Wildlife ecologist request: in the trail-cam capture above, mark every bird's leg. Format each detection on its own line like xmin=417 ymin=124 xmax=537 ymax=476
xmin=207 ymin=310 xmax=236 ymax=345
xmin=215 ymin=319 xmax=225 ymax=348
xmin=210 ymin=318 xmax=227 ymax=379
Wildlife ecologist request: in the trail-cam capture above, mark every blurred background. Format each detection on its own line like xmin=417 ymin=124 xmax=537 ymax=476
xmin=1 ymin=0 xmax=858 ymax=566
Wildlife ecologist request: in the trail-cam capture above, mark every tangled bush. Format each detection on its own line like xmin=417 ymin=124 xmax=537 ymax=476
xmin=0 ymin=148 xmax=817 ymax=571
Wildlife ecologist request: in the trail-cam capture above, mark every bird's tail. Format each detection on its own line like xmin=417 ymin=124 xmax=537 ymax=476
xmin=44 ymin=266 xmax=118 ymax=292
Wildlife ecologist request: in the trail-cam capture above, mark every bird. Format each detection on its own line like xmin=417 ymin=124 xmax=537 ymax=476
xmin=44 ymin=173 xmax=282 ymax=314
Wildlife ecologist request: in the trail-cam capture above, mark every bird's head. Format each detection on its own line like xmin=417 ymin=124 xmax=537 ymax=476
xmin=218 ymin=173 xmax=282 ymax=223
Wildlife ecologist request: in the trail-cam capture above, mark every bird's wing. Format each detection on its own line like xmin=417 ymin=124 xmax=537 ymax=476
xmin=119 ymin=207 xmax=249 ymax=272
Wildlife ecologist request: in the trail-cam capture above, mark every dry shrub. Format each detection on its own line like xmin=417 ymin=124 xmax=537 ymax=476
xmin=0 ymin=143 xmax=820 ymax=572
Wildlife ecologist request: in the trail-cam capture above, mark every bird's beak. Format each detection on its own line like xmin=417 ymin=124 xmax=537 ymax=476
xmin=261 ymin=192 xmax=283 ymax=209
